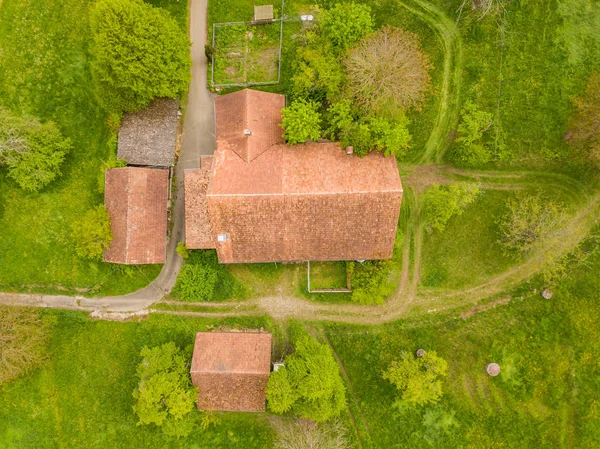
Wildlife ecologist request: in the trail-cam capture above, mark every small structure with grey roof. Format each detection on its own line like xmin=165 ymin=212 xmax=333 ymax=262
xmin=191 ymin=332 xmax=272 ymax=412
xmin=117 ymin=98 xmax=179 ymax=167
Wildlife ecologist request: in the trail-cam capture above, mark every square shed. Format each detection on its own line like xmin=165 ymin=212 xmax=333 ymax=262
xmin=254 ymin=5 xmax=274 ymax=22
xmin=191 ymin=332 xmax=272 ymax=412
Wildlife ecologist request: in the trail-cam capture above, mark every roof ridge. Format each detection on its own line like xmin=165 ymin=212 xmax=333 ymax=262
xmin=124 ymin=167 xmax=132 ymax=264
xmin=244 ymin=89 xmax=250 ymax=161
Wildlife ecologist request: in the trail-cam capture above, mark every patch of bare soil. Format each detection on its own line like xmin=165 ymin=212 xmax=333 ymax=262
xmin=460 ymin=297 xmax=511 ymax=319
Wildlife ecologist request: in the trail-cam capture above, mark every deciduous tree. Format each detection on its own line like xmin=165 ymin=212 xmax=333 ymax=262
xmin=71 ymin=205 xmax=113 ymax=260
xmin=383 ymin=351 xmax=448 ymax=406
xmin=422 ymin=183 xmax=480 ymax=232
xmin=133 ymin=343 xmax=197 ymax=437
xmin=267 ymin=335 xmax=346 ymax=422
xmin=322 ymin=2 xmax=373 ymax=52
xmin=90 ymin=0 xmax=191 ymax=112
xmin=281 ymin=100 xmax=322 ymax=145
xmin=452 ymin=101 xmax=494 ymax=166
xmin=345 ymin=26 xmax=432 ymax=118
xmin=0 ymin=108 xmax=71 ymax=192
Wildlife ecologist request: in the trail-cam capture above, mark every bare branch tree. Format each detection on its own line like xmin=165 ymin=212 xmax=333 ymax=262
xmin=345 ymin=26 xmax=432 ymax=117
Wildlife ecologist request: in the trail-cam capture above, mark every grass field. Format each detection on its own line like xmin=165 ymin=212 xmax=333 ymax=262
xmin=324 ymin=232 xmax=600 ymax=448
xmin=0 ymin=0 xmax=187 ymax=295
xmin=0 ymin=312 xmax=275 ymax=449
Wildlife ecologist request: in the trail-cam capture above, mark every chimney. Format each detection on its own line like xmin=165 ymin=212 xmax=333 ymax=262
xmin=244 ymin=129 xmax=252 ymax=136
xmin=346 ymin=146 xmax=354 ymax=155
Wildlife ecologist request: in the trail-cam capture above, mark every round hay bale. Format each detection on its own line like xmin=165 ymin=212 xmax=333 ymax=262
xmin=416 ymin=349 xmax=426 ymax=358
xmin=541 ymin=288 xmax=553 ymax=300
xmin=485 ymin=363 xmax=501 ymax=376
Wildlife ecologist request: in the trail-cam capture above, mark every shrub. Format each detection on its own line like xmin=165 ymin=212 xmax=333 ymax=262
xmin=383 ymin=351 xmax=448 ymax=406
xmin=341 ymin=116 xmax=411 ymax=158
xmin=281 ymin=100 xmax=322 ymax=145
xmin=497 ymin=193 xmax=567 ymax=255
xmin=0 ymin=108 xmax=71 ymax=192
xmin=267 ymin=334 xmax=346 ymax=422
xmin=451 ymin=101 xmax=494 ymax=167
xmin=322 ymin=2 xmax=373 ymax=52
xmin=346 ymin=26 xmax=432 ymax=118
xmin=90 ymin=0 xmax=191 ymax=113
xmin=132 ymin=343 xmax=198 ymax=437
xmin=325 ymin=100 xmax=354 ymax=140
xmin=422 ymin=183 xmax=480 ymax=232
xmin=0 ymin=307 xmax=54 ymax=385
xmin=291 ymin=42 xmax=344 ymax=102
xmin=71 ymin=205 xmax=113 ymax=260
xmin=348 ymin=260 xmax=395 ymax=305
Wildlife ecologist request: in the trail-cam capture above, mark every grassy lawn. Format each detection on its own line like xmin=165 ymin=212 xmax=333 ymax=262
xmin=420 ymin=189 xmax=517 ymax=289
xmin=0 ymin=312 xmax=275 ymax=448
xmin=309 ymin=261 xmax=348 ymax=290
xmin=324 ymin=235 xmax=600 ymax=448
xmin=0 ymin=0 xmax=188 ymax=295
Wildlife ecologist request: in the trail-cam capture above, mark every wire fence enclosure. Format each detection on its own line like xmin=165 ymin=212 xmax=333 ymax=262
xmin=211 ymin=12 xmax=284 ymax=88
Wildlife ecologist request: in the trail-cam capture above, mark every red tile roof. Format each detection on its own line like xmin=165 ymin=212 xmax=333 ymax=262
xmin=206 ymin=142 xmax=403 ymax=263
xmin=215 ymin=89 xmax=285 ymax=163
xmin=184 ymin=157 xmax=215 ymax=249
xmin=191 ymin=332 xmax=272 ymax=412
xmin=103 ymin=167 xmax=169 ymax=264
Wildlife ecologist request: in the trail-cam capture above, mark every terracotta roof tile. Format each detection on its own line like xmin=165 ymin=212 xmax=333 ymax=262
xmin=184 ymin=157 xmax=215 ymax=249
xmin=191 ymin=332 xmax=272 ymax=412
xmin=103 ymin=167 xmax=169 ymax=264
xmin=215 ymin=89 xmax=285 ymax=163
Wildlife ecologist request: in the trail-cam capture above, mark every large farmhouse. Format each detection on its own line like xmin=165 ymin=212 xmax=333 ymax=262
xmin=185 ymin=89 xmax=403 ymax=263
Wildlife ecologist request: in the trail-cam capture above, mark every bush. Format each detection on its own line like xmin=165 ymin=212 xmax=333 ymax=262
xmin=90 ymin=0 xmax=191 ymax=113
xmin=173 ymin=250 xmax=242 ymax=301
xmin=0 ymin=108 xmax=71 ymax=192
xmin=267 ymin=334 xmax=346 ymax=422
xmin=281 ymin=100 xmax=322 ymax=145
xmin=348 ymin=260 xmax=395 ymax=305
xmin=291 ymin=42 xmax=343 ymax=102
xmin=70 ymin=205 xmax=113 ymax=260
xmin=0 ymin=307 xmax=54 ymax=385
xmin=383 ymin=351 xmax=448 ymax=406
xmin=345 ymin=26 xmax=432 ymax=118
xmin=322 ymin=2 xmax=373 ymax=52
xmin=132 ymin=343 xmax=198 ymax=437
xmin=451 ymin=101 xmax=494 ymax=166
xmin=497 ymin=193 xmax=567 ymax=255
xmin=422 ymin=183 xmax=480 ymax=232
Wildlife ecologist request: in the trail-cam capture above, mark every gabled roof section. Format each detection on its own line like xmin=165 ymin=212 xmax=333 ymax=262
xmin=215 ymin=89 xmax=285 ymax=163
xmin=184 ymin=157 xmax=216 ymax=249
xmin=118 ymin=98 xmax=178 ymax=167
xmin=103 ymin=167 xmax=169 ymax=264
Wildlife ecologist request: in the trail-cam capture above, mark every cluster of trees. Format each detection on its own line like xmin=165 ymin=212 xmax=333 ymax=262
xmin=90 ymin=0 xmax=191 ymax=114
xmin=281 ymin=2 xmax=432 ymax=159
xmin=0 ymin=108 xmax=72 ymax=192
xmin=132 ymin=342 xmax=199 ymax=437
xmin=267 ymin=333 xmax=346 ymax=422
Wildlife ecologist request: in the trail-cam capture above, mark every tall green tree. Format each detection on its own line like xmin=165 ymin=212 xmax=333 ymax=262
xmin=267 ymin=335 xmax=346 ymax=422
xmin=133 ymin=342 xmax=197 ymax=437
xmin=322 ymin=2 xmax=373 ymax=52
xmin=281 ymin=100 xmax=322 ymax=145
xmin=384 ymin=351 xmax=448 ymax=406
xmin=0 ymin=108 xmax=72 ymax=192
xmin=70 ymin=205 xmax=113 ymax=260
xmin=90 ymin=0 xmax=191 ymax=113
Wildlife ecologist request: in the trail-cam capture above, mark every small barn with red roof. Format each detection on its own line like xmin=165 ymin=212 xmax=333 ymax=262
xmin=190 ymin=332 xmax=272 ymax=412
xmin=104 ymin=167 xmax=169 ymax=264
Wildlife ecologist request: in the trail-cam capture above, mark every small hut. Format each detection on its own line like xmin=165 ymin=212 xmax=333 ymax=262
xmin=253 ymin=5 xmax=274 ymax=23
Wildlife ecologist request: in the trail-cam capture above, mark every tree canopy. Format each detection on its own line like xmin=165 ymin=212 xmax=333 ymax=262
xmin=452 ymin=101 xmax=494 ymax=166
xmin=70 ymin=205 xmax=113 ymax=260
xmin=0 ymin=108 xmax=71 ymax=192
xmin=345 ymin=26 xmax=432 ymax=118
xmin=422 ymin=183 xmax=480 ymax=232
xmin=132 ymin=342 xmax=197 ymax=437
xmin=90 ymin=0 xmax=191 ymax=113
xmin=383 ymin=351 xmax=448 ymax=406
xmin=322 ymin=2 xmax=374 ymax=52
xmin=281 ymin=100 xmax=322 ymax=145
xmin=267 ymin=335 xmax=346 ymax=422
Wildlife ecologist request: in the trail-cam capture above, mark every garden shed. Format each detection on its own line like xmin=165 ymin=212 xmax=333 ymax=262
xmin=117 ymin=98 xmax=179 ymax=167
xmin=190 ymin=332 xmax=272 ymax=412
xmin=103 ymin=167 xmax=169 ymax=264
xmin=253 ymin=5 xmax=274 ymax=23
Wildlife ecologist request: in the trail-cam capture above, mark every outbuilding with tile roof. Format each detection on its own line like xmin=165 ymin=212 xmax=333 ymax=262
xmin=190 ymin=332 xmax=272 ymax=412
